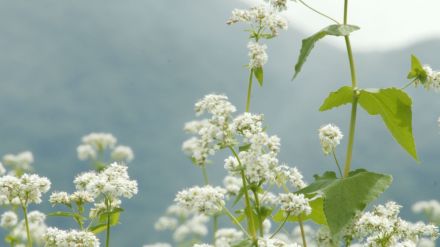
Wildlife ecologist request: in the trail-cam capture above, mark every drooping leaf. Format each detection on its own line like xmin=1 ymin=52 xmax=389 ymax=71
xmin=358 ymin=88 xmax=418 ymax=160
xmin=319 ymin=86 xmax=354 ymax=111
xmin=407 ymin=54 xmax=427 ymax=82
xmin=254 ymin=67 xmax=264 ymax=87
xmin=298 ymin=169 xmax=392 ymax=235
xmin=273 ymin=197 xmax=327 ymax=225
xmin=292 ymin=25 xmax=360 ymax=79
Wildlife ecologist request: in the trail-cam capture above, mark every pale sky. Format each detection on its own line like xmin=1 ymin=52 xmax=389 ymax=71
xmin=243 ymin=0 xmax=440 ymax=51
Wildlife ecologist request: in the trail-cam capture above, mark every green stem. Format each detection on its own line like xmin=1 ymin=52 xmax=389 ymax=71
xmin=223 ymin=206 xmax=251 ymax=239
xmin=401 ymin=79 xmax=416 ymax=90
xmin=246 ymin=69 xmax=253 ymax=112
xmin=332 ymin=149 xmax=343 ymax=178
xmin=298 ymin=215 xmax=308 ymax=247
xmin=21 ymin=205 xmax=32 ymax=247
xmin=298 ymin=0 xmax=340 ymax=24
xmin=342 ymin=0 xmax=359 ymax=178
xmin=228 ymin=146 xmax=257 ymax=241
xmin=201 ymin=165 xmax=209 ymax=185
xmin=270 ymin=212 xmax=290 ymax=239
xmin=105 ymin=198 xmax=112 ymax=247
xmin=252 ymin=190 xmax=264 ymax=237
xmin=213 ymin=215 xmax=219 ymax=243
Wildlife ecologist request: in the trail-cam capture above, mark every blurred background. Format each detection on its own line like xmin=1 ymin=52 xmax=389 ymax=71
xmin=0 ymin=0 xmax=439 ymax=246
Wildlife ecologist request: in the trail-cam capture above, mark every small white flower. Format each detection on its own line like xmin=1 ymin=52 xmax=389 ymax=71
xmin=0 ymin=211 xmax=18 ymax=228
xmin=44 ymin=227 xmax=100 ymax=247
xmin=223 ymin=175 xmax=242 ymax=196
xmin=278 ymin=193 xmax=311 ymax=216
xmin=3 ymin=151 xmax=34 ymax=173
xmin=81 ymin=132 xmax=117 ymax=150
xmin=77 ymin=144 xmax=97 ymax=161
xmin=0 ymin=174 xmax=51 ymax=206
xmin=318 ymin=124 xmax=343 ymax=155
xmin=248 ymin=42 xmax=268 ymax=69
xmin=49 ymin=191 xmax=71 ymax=205
xmin=215 ymin=228 xmax=244 ymax=247
xmin=414 ymin=65 xmax=440 ymax=92
xmin=175 ymin=185 xmax=226 ymax=215
xmin=154 ymin=216 xmax=178 ymax=231
xmin=111 ymin=145 xmax=134 ymax=162
xmin=0 ymin=162 xmax=5 ymax=175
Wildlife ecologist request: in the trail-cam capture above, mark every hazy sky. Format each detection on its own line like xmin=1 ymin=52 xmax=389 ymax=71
xmin=244 ymin=0 xmax=440 ymax=51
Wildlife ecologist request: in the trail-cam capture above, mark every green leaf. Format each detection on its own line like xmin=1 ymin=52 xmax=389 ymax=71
xmin=47 ymin=211 xmax=75 ymax=217
xmin=299 ymin=169 xmax=392 ymax=235
xmin=273 ymin=197 xmax=327 ymax=225
xmin=358 ymin=88 xmax=418 ymax=160
xmin=293 ymin=25 xmax=360 ymax=79
xmin=239 ymin=143 xmax=251 ymax=152
xmin=232 ymin=188 xmax=245 ymax=207
xmin=89 ymin=223 xmax=108 ymax=234
xmin=319 ymin=86 xmax=354 ymax=111
xmin=254 ymin=67 xmax=264 ymax=87
xmin=407 ymin=55 xmax=427 ymax=82
xmin=231 ymin=239 xmax=253 ymax=247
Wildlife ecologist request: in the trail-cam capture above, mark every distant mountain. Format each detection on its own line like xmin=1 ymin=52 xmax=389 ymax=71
xmin=0 ymin=0 xmax=438 ymax=245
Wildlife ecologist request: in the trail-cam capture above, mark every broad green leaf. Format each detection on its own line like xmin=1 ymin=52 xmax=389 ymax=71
xmin=358 ymin=88 xmax=418 ymax=160
xmin=90 ymin=211 xmax=120 ymax=234
xmin=319 ymin=86 xmax=354 ymax=111
xmin=89 ymin=223 xmax=108 ymax=234
xmin=254 ymin=67 xmax=264 ymax=87
xmin=273 ymin=197 xmax=327 ymax=225
xmin=407 ymin=55 xmax=427 ymax=82
xmin=47 ymin=211 xmax=75 ymax=217
xmin=293 ymin=25 xmax=360 ymax=79
xmin=298 ymin=169 xmax=392 ymax=235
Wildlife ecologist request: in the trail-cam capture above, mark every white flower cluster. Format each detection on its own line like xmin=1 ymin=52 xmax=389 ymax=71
xmin=183 ymin=94 xmax=236 ymax=166
xmin=247 ymin=41 xmax=268 ymax=69
xmin=318 ymin=124 xmax=343 ymax=155
xmin=258 ymin=237 xmax=300 ymax=247
xmin=351 ymin=201 xmax=439 ymax=246
xmin=223 ymin=175 xmax=242 ymax=196
xmin=278 ymin=193 xmax=311 ymax=216
xmin=77 ymin=132 xmax=134 ymax=163
xmin=0 ymin=174 xmax=51 ymax=206
xmin=412 ymin=200 xmax=440 ymax=224
xmin=49 ymin=190 xmax=95 ymax=206
xmin=2 ymin=151 xmax=34 ymax=175
xmin=175 ymin=185 xmax=226 ymax=215
xmin=153 ymin=203 xmax=210 ymax=243
xmin=415 ymin=65 xmax=440 ymax=92
xmin=2 ymin=211 xmax=47 ymax=246
xmin=274 ymin=165 xmax=307 ymax=189
xmin=215 ymin=228 xmax=244 ymax=247
xmin=227 ymin=5 xmax=288 ymax=37
xmin=44 ymin=227 xmax=100 ymax=247
xmin=74 ymin=162 xmax=138 ymax=201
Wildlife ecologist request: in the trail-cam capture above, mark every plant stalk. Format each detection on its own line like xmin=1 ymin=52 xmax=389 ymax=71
xmin=228 ymin=146 xmax=257 ymax=241
xmin=342 ymin=0 xmax=359 ymax=177
xmin=298 ymin=215 xmax=308 ymax=247
xmin=201 ymin=165 xmax=209 ymax=185
xmin=105 ymin=198 xmax=112 ymax=247
xmin=252 ymin=189 xmax=264 ymax=237
xmin=246 ymin=69 xmax=254 ymax=112
xmin=21 ymin=205 xmax=32 ymax=247
xmin=270 ymin=212 xmax=290 ymax=239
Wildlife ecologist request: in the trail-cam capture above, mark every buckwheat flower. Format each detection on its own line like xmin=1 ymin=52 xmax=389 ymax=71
xmin=143 ymin=243 xmax=172 ymax=247
xmin=70 ymin=191 xmax=95 ymax=204
xmin=49 ymin=191 xmax=71 ymax=206
xmin=74 ymin=171 xmax=98 ymax=191
xmin=10 ymin=210 xmax=47 ymax=245
xmin=248 ymin=41 xmax=268 ymax=69
xmin=223 ymin=175 xmax=242 ymax=196
xmin=166 ymin=204 xmax=192 ymax=218
xmin=273 ymin=165 xmax=307 ymax=189
xmin=270 ymin=0 xmax=288 ymax=11
xmin=291 ymin=225 xmax=316 ymax=246
xmin=232 ymin=112 xmax=264 ymax=138
xmin=418 ymin=238 xmax=436 ymax=247
xmin=194 ymin=94 xmax=236 ymax=118
xmin=111 ymin=145 xmax=134 ymax=162
xmin=184 ymin=120 xmax=210 ymax=134
xmin=155 ymin=216 xmax=178 ymax=231
xmin=353 ymin=201 xmax=439 ymax=246
xmin=414 ymin=65 xmax=440 ymax=92
xmin=77 ymin=144 xmax=97 ymax=161
xmin=173 ymin=214 xmax=209 ymax=242
xmin=81 ymin=132 xmax=117 ymax=151
xmin=0 ymin=174 xmax=51 ymax=205
xmin=0 ymin=211 xmax=18 ymax=228
xmin=3 ymin=151 xmax=34 ymax=173
xmin=258 ymin=237 xmax=300 ymax=247
xmin=44 ymin=227 xmax=100 ymax=247
xmin=89 ymin=199 xmax=122 ymax=219
xmin=215 ymin=228 xmax=244 ymax=247
xmin=318 ymin=124 xmax=343 ymax=155
xmin=278 ymin=193 xmax=311 ymax=216
xmin=193 ymin=244 xmax=213 ymax=247
xmin=260 ymin=192 xmax=278 ymax=206
xmin=175 ymin=185 xmax=226 ymax=215
xmin=263 ymin=219 xmax=272 ymax=235
xmin=413 ymin=200 xmax=440 ymax=224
